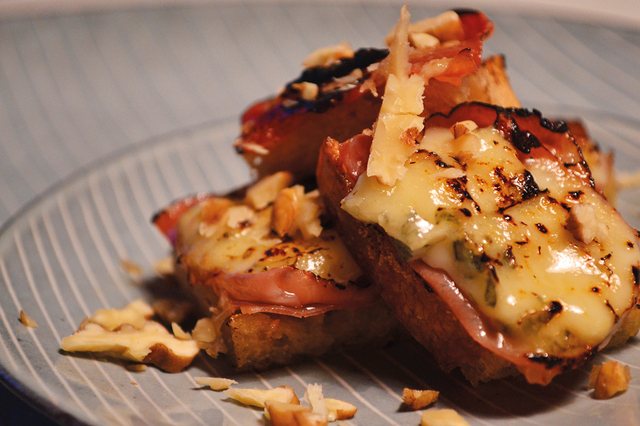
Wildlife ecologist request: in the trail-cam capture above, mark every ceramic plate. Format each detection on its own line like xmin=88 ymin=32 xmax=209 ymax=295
xmin=1 ymin=109 xmax=640 ymax=426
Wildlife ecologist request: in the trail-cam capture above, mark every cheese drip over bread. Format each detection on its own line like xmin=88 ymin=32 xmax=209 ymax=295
xmin=342 ymin=122 xmax=640 ymax=384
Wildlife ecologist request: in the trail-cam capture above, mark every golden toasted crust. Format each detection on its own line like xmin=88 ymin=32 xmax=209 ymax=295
xmin=316 ymin=135 xmax=640 ymax=384
xmin=222 ymin=302 xmax=400 ymax=371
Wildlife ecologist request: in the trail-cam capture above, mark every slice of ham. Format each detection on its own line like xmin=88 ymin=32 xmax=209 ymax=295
xmin=408 ymin=260 xmax=562 ymax=384
xmin=208 ymin=266 xmax=378 ymax=316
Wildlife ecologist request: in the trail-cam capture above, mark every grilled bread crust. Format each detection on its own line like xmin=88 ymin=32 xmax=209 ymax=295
xmin=316 ymin=135 xmax=640 ymax=384
xmin=236 ymin=55 xmax=520 ymax=181
xmin=174 ymin=223 xmax=401 ymax=372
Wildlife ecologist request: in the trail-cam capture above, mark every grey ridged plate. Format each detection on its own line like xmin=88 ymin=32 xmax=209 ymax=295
xmin=1 ymin=107 xmax=640 ymax=425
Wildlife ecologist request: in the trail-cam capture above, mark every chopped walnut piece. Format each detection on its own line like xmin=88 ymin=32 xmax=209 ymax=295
xmin=272 ymin=185 xmax=324 ymax=239
xmin=387 ymin=10 xmax=464 ymax=46
xmin=226 ymin=205 xmax=256 ymax=229
xmin=297 ymin=190 xmax=323 ymax=239
xmin=171 ymin=322 xmax=191 ymax=340
xmin=19 ymin=310 xmax=37 ymax=328
xmin=120 ymin=259 xmax=143 ymax=281
xmin=192 ymin=317 xmax=218 ymax=345
xmin=304 ymin=383 xmax=328 ymax=418
xmin=89 ymin=299 xmax=154 ymax=331
xmin=225 ymin=385 xmax=300 ymax=408
xmin=402 ymin=388 xmax=439 ymax=410
xmin=409 ymin=32 xmax=440 ymax=50
xmin=567 ymin=203 xmax=609 ymax=244
xmin=153 ymin=256 xmax=175 ymax=276
xmin=265 ymin=400 xmax=328 ymax=426
xmin=194 ymin=376 xmax=237 ymax=391
xmin=245 ymin=171 xmax=295 ymax=210
xmin=450 ymin=120 xmax=478 ymax=139
xmin=60 ymin=320 xmax=199 ymax=373
xmin=292 ymin=82 xmax=320 ymax=101
xmin=272 ymin=186 xmax=300 ymax=237
xmin=325 ymin=398 xmax=357 ymax=421
xmin=302 ymin=41 xmax=354 ymax=68
xmin=588 ymin=361 xmax=631 ymax=399
xmin=421 ymin=409 xmax=470 ymax=426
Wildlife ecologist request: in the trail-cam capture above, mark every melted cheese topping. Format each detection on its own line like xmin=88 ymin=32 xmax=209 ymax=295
xmin=343 ymin=126 xmax=640 ymax=359
xmin=177 ymin=198 xmax=362 ymax=285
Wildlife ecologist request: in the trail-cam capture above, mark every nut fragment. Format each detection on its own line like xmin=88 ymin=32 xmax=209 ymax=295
xmin=171 ymin=322 xmax=191 ymax=340
xmin=386 ymin=10 xmax=463 ymax=46
xmin=291 ymin=82 xmax=320 ymax=101
xmin=567 ymin=203 xmax=609 ymax=244
xmin=225 ymin=385 xmax=300 ymax=408
xmin=89 ymin=299 xmax=154 ymax=331
xmin=265 ymin=400 xmax=327 ymax=426
xmin=420 ymin=409 xmax=470 ymax=426
xmin=226 ymin=205 xmax=256 ymax=229
xmin=245 ymin=171 xmax=295 ymax=210
xmin=192 ymin=317 xmax=218 ymax=345
xmin=408 ymin=32 xmax=440 ymax=50
xmin=402 ymin=388 xmax=439 ymax=410
xmin=272 ymin=186 xmax=300 ymax=237
xmin=302 ymin=41 xmax=354 ymax=68
xmin=194 ymin=376 xmax=238 ymax=391
xmin=60 ymin=320 xmax=200 ymax=373
xmin=304 ymin=383 xmax=327 ymax=418
xmin=120 ymin=259 xmax=143 ymax=281
xmin=325 ymin=398 xmax=357 ymax=421
xmin=450 ymin=120 xmax=478 ymax=139
xmin=19 ymin=310 xmax=38 ymax=328
xmin=588 ymin=361 xmax=631 ymax=399
xmin=272 ymin=186 xmax=323 ymax=239
xmin=153 ymin=256 xmax=175 ymax=276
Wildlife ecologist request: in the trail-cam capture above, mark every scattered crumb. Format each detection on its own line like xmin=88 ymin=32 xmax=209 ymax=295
xmin=19 ymin=310 xmax=38 ymax=328
xmin=194 ymin=377 xmax=238 ymax=391
xmin=402 ymin=388 xmax=439 ymax=410
xmin=120 ymin=259 xmax=143 ymax=281
xmin=588 ymin=361 xmax=631 ymax=399
xmin=153 ymin=256 xmax=175 ymax=276
xmin=421 ymin=409 xmax=470 ymax=426
xmin=225 ymin=386 xmax=300 ymax=408
xmin=325 ymin=398 xmax=357 ymax=421
xmin=305 ymin=383 xmax=328 ymax=418
xmin=61 ymin=316 xmax=199 ymax=373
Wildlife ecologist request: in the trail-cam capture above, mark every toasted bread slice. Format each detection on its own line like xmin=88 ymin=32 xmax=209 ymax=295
xmin=317 ymin=131 xmax=517 ymax=383
xmin=154 ymin=173 xmax=401 ymax=371
xmin=235 ymin=9 xmax=519 ymax=181
xmin=316 ymin=103 xmax=640 ymax=384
